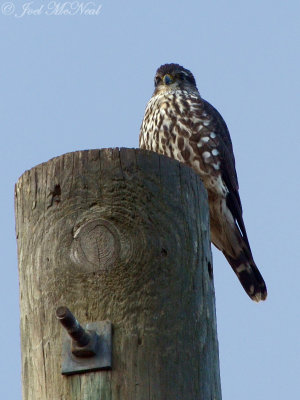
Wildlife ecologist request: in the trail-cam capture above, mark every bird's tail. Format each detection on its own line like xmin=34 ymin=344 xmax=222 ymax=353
xmin=224 ymin=252 xmax=267 ymax=302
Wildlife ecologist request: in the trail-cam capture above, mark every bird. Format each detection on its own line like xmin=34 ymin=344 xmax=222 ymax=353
xmin=139 ymin=63 xmax=267 ymax=302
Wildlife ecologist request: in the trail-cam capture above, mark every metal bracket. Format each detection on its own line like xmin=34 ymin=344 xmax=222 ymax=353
xmin=56 ymin=306 xmax=112 ymax=375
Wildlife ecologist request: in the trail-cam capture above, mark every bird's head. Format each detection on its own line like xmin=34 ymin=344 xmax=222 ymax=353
xmin=153 ymin=63 xmax=197 ymax=95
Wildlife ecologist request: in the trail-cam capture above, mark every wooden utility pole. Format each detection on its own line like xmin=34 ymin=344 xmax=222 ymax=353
xmin=15 ymin=148 xmax=222 ymax=400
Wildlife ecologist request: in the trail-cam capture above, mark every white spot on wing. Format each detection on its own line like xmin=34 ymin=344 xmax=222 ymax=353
xmin=202 ymin=151 xmax=211 ymax=160
xmin=201 ymin=136 xmax=210 ymax=142
xmin=212 ymin=149 xmax=219 ymax=156
xmin=210 ymin=132 xmax=216 ymax=139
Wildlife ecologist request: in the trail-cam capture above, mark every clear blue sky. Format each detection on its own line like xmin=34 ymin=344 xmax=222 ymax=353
xmin=1 ymin=1 xmax=299 ymax=398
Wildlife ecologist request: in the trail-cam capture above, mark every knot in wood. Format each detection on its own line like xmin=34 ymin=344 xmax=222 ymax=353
xmin=70 ymin=219 xmax=120 ymax=272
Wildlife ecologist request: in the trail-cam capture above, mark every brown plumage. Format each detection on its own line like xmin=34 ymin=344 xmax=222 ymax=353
xmin=139 ymin=63 xmax=267 ymax=301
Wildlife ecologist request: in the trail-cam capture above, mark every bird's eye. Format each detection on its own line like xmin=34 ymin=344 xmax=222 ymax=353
xmin=154 ymin=76 xmax=162 ymax=86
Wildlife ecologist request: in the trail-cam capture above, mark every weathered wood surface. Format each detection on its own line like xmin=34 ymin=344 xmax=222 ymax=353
xmin=15 ymin=148 xmax=221 ymax=400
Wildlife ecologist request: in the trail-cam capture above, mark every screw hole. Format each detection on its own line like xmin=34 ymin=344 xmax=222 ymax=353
xmin=161 ymin=248 xmax=167 ymax=257
xmin=207 ymin=261 xmax=213 ymax=279
xmin=53 ymin=184 xmax=61 ymax=196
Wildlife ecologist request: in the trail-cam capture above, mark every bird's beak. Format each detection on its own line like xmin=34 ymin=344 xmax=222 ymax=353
xmin=163 ymin=74 xmax=173 ymax=85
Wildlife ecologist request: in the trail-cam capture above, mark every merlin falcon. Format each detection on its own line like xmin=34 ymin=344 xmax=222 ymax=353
xmin=139 ymin=63 xmax=267 ymax=302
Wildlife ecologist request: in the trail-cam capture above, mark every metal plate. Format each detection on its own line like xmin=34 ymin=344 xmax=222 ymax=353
xmin=61 ymin=320 xmax=112 ymax=375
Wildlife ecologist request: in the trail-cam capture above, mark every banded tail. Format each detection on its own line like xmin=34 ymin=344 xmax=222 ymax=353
xmin=224 ymin=252 xmax=267 ymax=302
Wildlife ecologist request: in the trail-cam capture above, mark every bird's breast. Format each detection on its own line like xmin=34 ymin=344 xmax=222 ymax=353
xmin=140 ymin=90 xmax=222 ymax=186
xmin=141 ymin=91 xmax=195 ymax=153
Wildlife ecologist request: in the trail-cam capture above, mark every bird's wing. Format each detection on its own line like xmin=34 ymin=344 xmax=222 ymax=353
xmin=201 ymin=99 xmax=251 ymax=249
